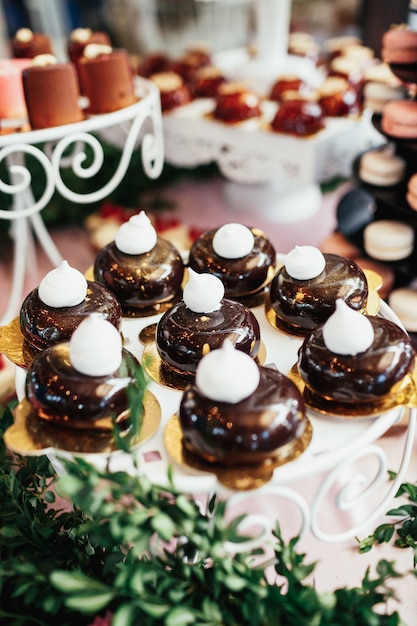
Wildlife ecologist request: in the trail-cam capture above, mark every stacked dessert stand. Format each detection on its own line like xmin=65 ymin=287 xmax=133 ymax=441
xmin=1 ymin=73 xmax=416 ymax=547
xmin=0 ymin=76 xmax=164 ymax=325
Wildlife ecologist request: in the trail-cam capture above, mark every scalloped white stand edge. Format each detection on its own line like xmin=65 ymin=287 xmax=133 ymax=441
xmin=0 ymin=76 xmax=164 ymax=325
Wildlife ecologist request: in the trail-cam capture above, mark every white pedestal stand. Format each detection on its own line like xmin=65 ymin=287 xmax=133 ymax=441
xmin=0 ymin=77 xmax=164 ymax=325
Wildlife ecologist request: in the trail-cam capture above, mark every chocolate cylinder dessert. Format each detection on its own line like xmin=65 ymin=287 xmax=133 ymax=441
xmin=67 ymin=28 xmax=112 ymax=66
xmin=12 ymin=28 xmax=53 ymax=59
xmin=78 ymin=44 xmax=136 ymax=114
xmin=156 ymin=270 xmax=261 ymax=379
xmin=25 ymin=315 xmax=142 ymax=430
xmin=22 ymin=54 xmax=83 ymax=129
xmin=20 ymin=260 xmax=122 ymax=351
xmin=93 ymin=211 xmax=184 ymax=315
xmin=268 ymin=246 xmax=368 ymax=336
xmin=297 ymin=299 xmax=415 ymax=409
xmin=179 ymin=341 xmax=306 ymax=465
xmin=188 ymin=223 xmax=276 ymax=298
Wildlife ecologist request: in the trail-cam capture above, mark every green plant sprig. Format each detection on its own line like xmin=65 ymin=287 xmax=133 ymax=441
xmin=0 ymin=398 xmax=410 ymax=626
xmin=359 ymin=471 xmax=417 ymax=568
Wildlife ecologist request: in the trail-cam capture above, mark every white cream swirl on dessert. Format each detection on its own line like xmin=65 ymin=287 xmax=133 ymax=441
xmin=284 ymin=245 xmax=326 ymax=280
xmin=83 ymin=43 xmax=113 ymax=59
xmin=16 ymin=28 xmax=34 ymax=43
xmin=322 ymin=299 xmax=374 ymax=355
xmin=115 ymin=211 xmax=157 ymax=255
xmin=70 ymin=27 xmax=93 ymax=43
xmin=38 ymin=260 xmax=87 ymax=307
xmin=183 ymin=269 xmax=224 ymax=313
xmin=196 ymin=340 xmax=260 ymax=402
xmin=32 ymin=54 xmax=58 ymax=67
xmin=69 ymin=314 xmax=122 ymax=376
xmin=212 ymin=223 xmax=255 ymax=259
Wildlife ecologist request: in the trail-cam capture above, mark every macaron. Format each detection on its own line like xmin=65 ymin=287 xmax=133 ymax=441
xmin=381 ymin=27 xmax=417 ymax=65
xmin=406 ymin=173 xmax=417 ymax=211
xmin=381 ymin=99 xmax=417 ymax=139
xmin=358 ymin=146 xmax=406 ymax=186
xmin=363 ymin=219 xmax=415 ymax=261
xmin=362 ymin=80 xmax=405 ymax=113
xmin=389 ymin=287 xmax=417 ymax=331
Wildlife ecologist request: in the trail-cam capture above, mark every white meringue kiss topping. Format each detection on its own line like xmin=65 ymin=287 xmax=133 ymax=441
xmin=183 ymin=269 xmax=224 ymax=313
xmin=70 ymin=314 xmax=122 ymax=376
xmin=196 ymin=340 xmax=260 ymax=403
xmin=212 ymin=223 xmax=255 ymax=259
xmin=16 ymin=28 xmax=33 ymax=43
xmin=32 ymin=54 xmax=58 ymax=67
xmin=285 ymin=245 xmax=326 ymax=280
xmin=83 ymin=43 xmax=112 ymax=59
xmin=38 ymin=260 xmax=87 ymax=308
xmin=70 ymin=27 xmax=93 ymax=43
xmin=115 ymin=211 xmax=157 ymax=255
xmin=322 ymin=299 xmax=374 ymax=356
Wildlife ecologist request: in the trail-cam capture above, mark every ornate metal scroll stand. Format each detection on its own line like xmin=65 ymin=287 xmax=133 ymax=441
xmin=0 ymin=77 xmax=164 ymax=325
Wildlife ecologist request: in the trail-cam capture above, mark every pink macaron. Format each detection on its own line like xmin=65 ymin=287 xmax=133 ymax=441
xmin=381 ymin=27 xmax=417 ymax=65
xmin=381 ymin=99 xmax=417 ymax=139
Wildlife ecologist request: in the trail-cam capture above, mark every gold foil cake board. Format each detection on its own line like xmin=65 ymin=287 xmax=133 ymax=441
xmin=0 ymin=317 xmax=38 ymax=369
xmin=4 ymin=390 xmax=161 ymax=456
xmin=288 ymin=364 xmax=417 ymax=419
xmin=164 ymin=414 xmax=313 ymax=491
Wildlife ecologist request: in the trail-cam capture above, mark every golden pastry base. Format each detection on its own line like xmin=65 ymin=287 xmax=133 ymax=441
xmin=288 ymin=364 xmax=417 ymax=419
xmin=0 ymin=317 xmax=39 ymax=369
xmin=142 ymin=340 xmax=267 ymax=391
xmin=164 ymin=414 xmax=313 ymax=490
xmin=4 ymin=390 xmax=161 ymax=456
xmin=264 ymin=268 xmax=382 ymax=336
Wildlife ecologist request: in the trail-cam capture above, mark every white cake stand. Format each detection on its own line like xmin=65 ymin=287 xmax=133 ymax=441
xmin=0 ymin=76 xmax=164 ymax=325
xmin=11 ymin=299 xmax=413 ymax=547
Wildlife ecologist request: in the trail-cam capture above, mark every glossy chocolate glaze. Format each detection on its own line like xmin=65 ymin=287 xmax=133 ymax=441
xmin=179 ymin=365 xmax=306 ymax=465
xmin=298 ymin=316 xmax=415 ymax=404
xmin=93 ymin=237 xmax=184 ymax=311
xmin=188 ymin=227 xmax=276 ymax=297
xmin=156 ymin=298 xmax=261 ymax=377
xmin=160 ymin=84 xmax=192 ymax=111
xmin=271 ymin=100 xmax=325 ymax=137
xmin=213 ymin=88 xmax=261 ymax=123
xmin=269 ymin=253 xmax=368 ymax=335
xmin=20 ymin=281 xmax=122 ymax=351
xmin=26 ymin=345 xmax=140 ymax=428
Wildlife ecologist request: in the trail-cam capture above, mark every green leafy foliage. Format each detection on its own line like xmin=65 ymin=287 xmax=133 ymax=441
xmin=359 ymin=472 xmax=417 ymax=569
xmin=0 ymin=398 xmax=409 ymax=626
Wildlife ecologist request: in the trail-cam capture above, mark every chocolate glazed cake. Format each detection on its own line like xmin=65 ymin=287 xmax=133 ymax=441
xmin=188 ymin=226 xmax=276 ymax=298
xmin=20 ymin=281 xmax=122 ymax=351
xmin=156 ymin=298 xmax=260 ymax=377
xmin=298 ymin=315 xmax=415 ymax=405
xmin=26 ymin=345 xmax=139 ymax=430
xmin=179 ymin=365 xmax=306 ymax=465
xmin=93 ymin=211 xmax=185 ymax=314
xmin=269 ymin=252 xmax=368 ymax=335
xmin=94 ymin=238 xmax=184 ymax=312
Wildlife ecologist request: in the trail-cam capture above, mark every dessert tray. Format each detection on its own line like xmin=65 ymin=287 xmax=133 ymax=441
xmin=6 ymin=296 xmax=416 ymax=543
xmin=161 ymin=97 xmax=381 ymax=185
